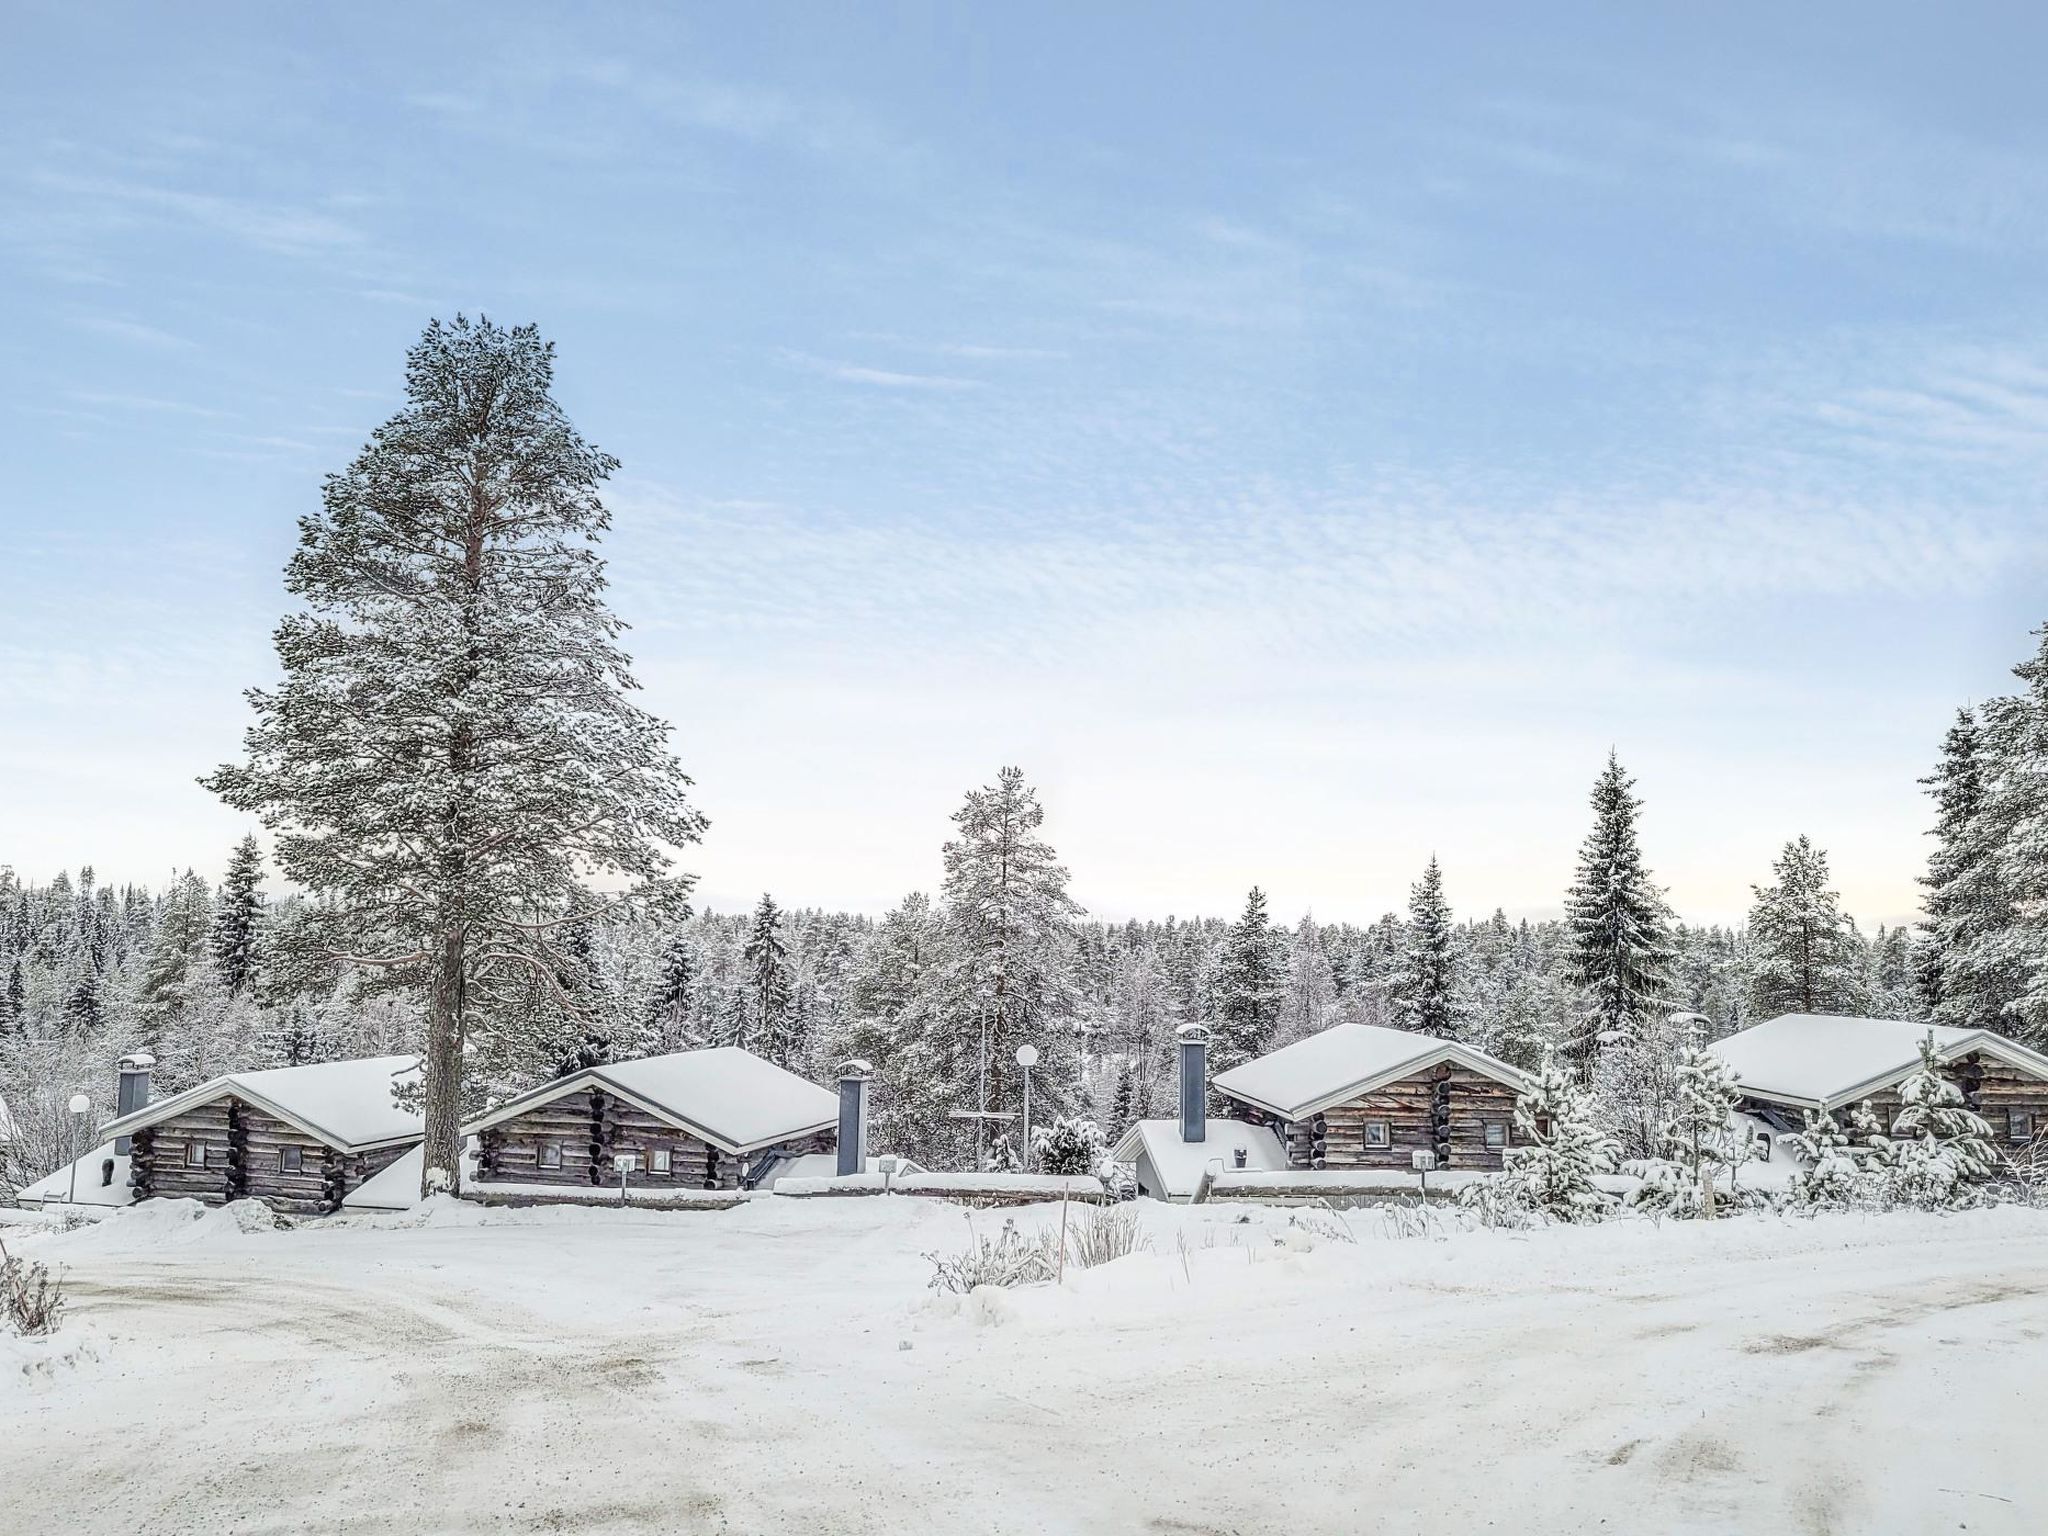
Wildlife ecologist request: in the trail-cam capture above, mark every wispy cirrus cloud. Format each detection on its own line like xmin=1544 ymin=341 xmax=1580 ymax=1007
xmin=776 ymin=349 xmax=984 ymax=391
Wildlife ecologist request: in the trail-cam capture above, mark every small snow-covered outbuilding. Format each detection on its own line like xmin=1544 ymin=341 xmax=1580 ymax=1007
xmin=92 ymin=1055 xmax=424 ymax=1214
xmin=1710 ymin=1013 xmax=2048 ymax=1150
xmin=463 ymin=1047 xmax=839 ymax=1198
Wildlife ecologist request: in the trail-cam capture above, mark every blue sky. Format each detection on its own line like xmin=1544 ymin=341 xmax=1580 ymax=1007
xmin=4 ymin=3 xmax=2046 ymax=926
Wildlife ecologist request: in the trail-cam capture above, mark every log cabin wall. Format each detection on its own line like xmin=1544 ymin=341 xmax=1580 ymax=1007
xmin=1281 ymin=1064 xmax=1521 ymax=1172
xmin=473 ymin=1087 xmax=831 ymax=1192
xmin=1824 ymin=1054 xmax=2048 ymax=1150
xmin=125 ymin=1097 xmax=412 ymax=1213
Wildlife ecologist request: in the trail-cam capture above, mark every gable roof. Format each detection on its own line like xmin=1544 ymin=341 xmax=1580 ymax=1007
xmin=16 ymin=1141 xmax=133 ymax=1208
xmin=462 ymin=1047 xmax=839 ymax=1155
xmin=1211 ymin=1024 xmax=1529 ymax=1122
xmin=1109 ymin=1118 xmax=1289 ymax=1200
xmin=95 ymin=1056 xmax=424 ymax=1153
xmin=1708 ymin=1013 xmax=2048 ymax=1112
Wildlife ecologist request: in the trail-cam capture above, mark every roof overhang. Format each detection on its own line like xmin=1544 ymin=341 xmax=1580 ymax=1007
xmin=1217 ymin=1041 xmax=1530 ymax=1123
xmin=96 ymin=1080 xmax=420 ymax=1155
xmin=1735 ymin=1029 xmax=2048 ymax=1114
xmin=462 ymin=1070 xmax=835 ymax=1155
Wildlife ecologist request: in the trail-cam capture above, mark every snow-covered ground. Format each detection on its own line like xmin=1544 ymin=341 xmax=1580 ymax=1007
xmin=5 ymin=1196 xmax=2047 ymax=1535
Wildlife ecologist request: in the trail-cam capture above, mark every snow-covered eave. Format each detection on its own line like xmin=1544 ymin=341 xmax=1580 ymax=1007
xmin=1109 ymin=1122 xmax=1149 ymax=1164
xmin=1216 ymin=1042 xmax=1530 ymax=1124
xmin=461 ymin=1070 xmax=834 ymax=1156
xmin=1738 ymin=1030 xmax=2048 ymax=1115
xmin=96 ymin=1079 xmax=419 ymax=1156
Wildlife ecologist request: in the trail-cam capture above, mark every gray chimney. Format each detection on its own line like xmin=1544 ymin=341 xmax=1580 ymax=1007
xmin=1177 ymin=1023 xmax=1210 ymax=1144
xmin=836 ymin=1059 xmax=872 ymax=1176
xmin=115 ymin=1052 xmax=154 ymax=1155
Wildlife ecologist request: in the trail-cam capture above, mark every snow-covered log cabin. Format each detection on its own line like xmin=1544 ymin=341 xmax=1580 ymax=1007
xmin=94 ymin=1055 xmax=424 ymax=1214
xmin=1710 ymin=1013 xmax=2048 ymax=1151
xmin=1113 ymin=1022 xmax=1530 ymax=1198
xmin=463 ymin=1047 xmax=840 ymax=1197
xmin=1214 ymin=1023 xmax=1531 ymax=1174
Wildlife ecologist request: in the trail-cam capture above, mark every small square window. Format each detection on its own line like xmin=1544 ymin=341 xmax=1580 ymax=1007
xmin=1363 ymin=1121 xmax=1391 ymax=1149
xmin=280 ymin=1146 xmax=304 ymax=1174
xmin=1483 ymin=1120 xmax=1508 ymax=1151
xmin=186 ymin=1142 xmax=207 ymax=1168
xmin=538 ymin=1142 xmax=564 ymax=1171
xmin=2010 ymin=1110 xmax=2035 ymax=1144
xmin=651 ymin=1146 xmax=673 ymax=1175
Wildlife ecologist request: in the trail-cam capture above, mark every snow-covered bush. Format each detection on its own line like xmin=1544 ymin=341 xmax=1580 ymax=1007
xmin=1464 ymin=1053 xmax=1616 ymax=1224
xmin=1063 ymin=1203 xmax=1147 ymax=1269
xmin=0 ymin=1235 xmax=66 ymax=1337
xmin=1782 ymin=1109 xmax=1865 ymax=1207
xmin=924 ymin=1217 xmax=1059 ymax=1292
xmin=1884 ymin=1037 xmax=1997 ymax=1207
xmin=982 ymin=1135 xmax=1022 ymax=1174
xmin=1031 ymin=1115 xmax=1105 ymax=1176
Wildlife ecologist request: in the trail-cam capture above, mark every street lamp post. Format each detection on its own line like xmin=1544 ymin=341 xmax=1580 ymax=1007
xmin=1015 ymin=1044 xmax=1039 ymax=1171
xmin=66 ymin=1093 xmax=90 ymax=1205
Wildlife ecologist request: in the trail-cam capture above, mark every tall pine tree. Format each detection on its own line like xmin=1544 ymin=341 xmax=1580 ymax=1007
xmin=742 ymin=894 xmax=797 ymax=1066
xmin=1393 ymin=856 xmax=1459 ymax=1039
xmin=210 ymin=833 xmax=266 ymax=999
xmin=1746 ymin=836 xmax=1865 ymax=1018
xmin=1562 ymin=752 xmax=1674 ymax=1083
xmin=1211 ymin=887 xmax=1281 ymax=1073
xmin=205 ymin=317 xmax=704 ymax=1194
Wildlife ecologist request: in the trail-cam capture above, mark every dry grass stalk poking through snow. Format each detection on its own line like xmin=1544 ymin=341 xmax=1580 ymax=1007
xmin=924 ymin=1216 xmax=1062 ymax=1292
xmin=1063 ymin=1203 xmax=1148 ymax=1269
xmin=0 ymin=1235 xmax=67 ymax=1337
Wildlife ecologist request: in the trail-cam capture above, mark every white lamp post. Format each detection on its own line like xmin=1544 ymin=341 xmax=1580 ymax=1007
xmin=1015 ymin=1044 xmax=1039 ymax=1171
xmin=66 ymin=1093 xmax=91 ymax=1205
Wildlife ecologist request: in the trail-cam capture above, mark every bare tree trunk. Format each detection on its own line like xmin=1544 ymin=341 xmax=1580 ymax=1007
xmin=421 ymin=924 xmax=466 ymax=1196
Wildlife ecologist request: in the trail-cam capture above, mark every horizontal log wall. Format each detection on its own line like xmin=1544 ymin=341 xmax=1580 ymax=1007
xmin=475 ymin=1088 xmax=834 ymax=1193
xmin=1857 ymin=1054 xmax=2048 ymax=1148
xmin=1284 ymin=1065 xmax=1519 ymax=1172
xmin=127 ymin=1096 xmax=413 ymax=1213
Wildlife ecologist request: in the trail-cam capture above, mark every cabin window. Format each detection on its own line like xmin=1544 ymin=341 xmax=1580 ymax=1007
xmin=186 ymin=1142 xmax=207 ymax=1168
xmin=280 ymin=1146 xmax=304 ymax=1174
xmin=651 ymin=1146 xmax=673 ymax=1175
xmin=2010 ymin=1110 xmax=2035 ymax=1145
xmin=1363 ymin=1121 xmax=1391 ymax=1149
xmin=538 ymin=1141 xmax=564 ymax=1171
xmin=1482 ymin=1120 xmax=1508 ymax=1151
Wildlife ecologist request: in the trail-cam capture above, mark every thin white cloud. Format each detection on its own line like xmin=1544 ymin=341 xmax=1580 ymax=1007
xmin=777 ymin=349 xmax=983 ymax=391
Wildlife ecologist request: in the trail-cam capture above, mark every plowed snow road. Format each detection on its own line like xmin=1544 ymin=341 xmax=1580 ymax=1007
xmin=5 ymin=1199 xmax=2044 ymax=1535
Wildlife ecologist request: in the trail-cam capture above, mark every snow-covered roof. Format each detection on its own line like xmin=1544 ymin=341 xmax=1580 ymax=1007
xmin=463 ymin=1047 xmax=839 ymax=1154
xmin=1211 ymin=1025 xmax=1528 ymax=1122
xmin=16 ymin=1141 xmax=134 ymax=1208
xmin=96 ymin=1056 xmax=425 ymax=1153
xmin=1109 ymin=1118 xmax=1289 ymax=1200
xmin=1708 ymin=1014 xmax=2048 ymax=1111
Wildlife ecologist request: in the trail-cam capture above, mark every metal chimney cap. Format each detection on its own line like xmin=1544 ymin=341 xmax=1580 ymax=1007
xmin=1175 ymin=1023 xmax=1212 ymax=1043
xmin=119 ymin=1052 xmax=157 ymax=1070
xmin=836 ymin=1058 xmax=873 ymax=1079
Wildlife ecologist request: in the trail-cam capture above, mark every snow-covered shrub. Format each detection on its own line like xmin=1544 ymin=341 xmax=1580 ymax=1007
xmin=1884 ymin=1038 xmax=1998 ymax=1207
xmin=0 ymin=1236 xmax=66 ymax=1337
xmin=1063 ymin=1203 xmax=1147 ymax=1269
xmin=924 ymin=1217 xmax=1059 ymax=1292
xmin=1462 ymin=1053 xmax=1617 ymax=1224
xmin=1782 ymin=1109 xmax=1866 ymax=1207
xmin=982 ymin=1135 xmax=1022 ymax=1174
xmin=1031 ymin=1115 xmax=1105 ymax=1176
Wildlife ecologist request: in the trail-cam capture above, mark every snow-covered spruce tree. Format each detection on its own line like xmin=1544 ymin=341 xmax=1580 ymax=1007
xmin=1211 ymin=887 xmax=1281 ymax=1074
xmin=1917 ymin=707 xmax=1990 ymax=1019
xmin=1562 ymin=753 xmax=1674 ymax=1085
xmin=1747 ymin=836 xmax=1865 ymax=1018
xmin=918 ymin=768 xmax=1084 ymax=1166
xmin=210 ymin=834 xmax=266 ymax=999
xmin=1973 ymin=626 xmax=2048 ymax=1046
xmin=204 ymin=317 xmax=703 ymax=1196
xmin=1393 ymin=856 xmax=1459 ymax=1039
xmin=1466 ymin=1052 xmax=1617 ymax=1222
xmin=1887 ymin=1034 xmax=1998 ymax=1206
xmin=1031 ymin=1114 xmax=1105 ymax=1176
xmin=644 ymin=932 xmax=696 ymax=1053
xmin=1782 ymin=1109 xmax=1863 ymax=1207
xmin=742 ymin=893 xmax=798 ymax=1067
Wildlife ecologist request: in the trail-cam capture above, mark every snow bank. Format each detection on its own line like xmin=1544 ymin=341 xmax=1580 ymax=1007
xmin=774 ymin=1171 xmax=1104 ymax=1200
xmin=48 ymin=1197 xmax=279 ymax=1251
